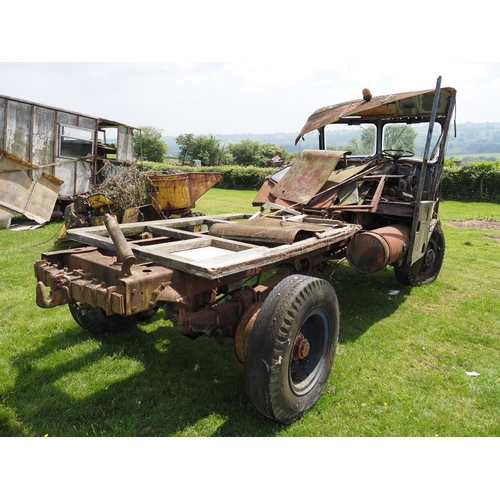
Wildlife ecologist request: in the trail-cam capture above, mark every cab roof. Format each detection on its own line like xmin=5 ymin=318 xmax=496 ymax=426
xmin=295 ymin=87 xmax=456 ymax=145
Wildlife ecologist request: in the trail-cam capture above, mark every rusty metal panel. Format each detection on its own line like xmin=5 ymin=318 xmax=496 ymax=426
xmin=326 ymin=163 xmax=371 ymax=185
xmin=295 ymin=87 xmax=455 ymax=143
xmin=32 ymin=106 xmax=56 ymax=168
xmin=4 ymin=100 xmax=31 ymax=160
xmin=117 ymin=126 xmax=134 ymax=162
xmin=149 ymin=172 xmax=224 ymax=213
xmin=0 ymin=98 xmax=5 ymax=146
xmin=186 ymin=173 xmax=224 ymax=206
xmin=269 ymin=150 xmax=346 ymax=204
xmin=54 ymin=159 xmax=92 ymax=198
xmin=252 ymin=178 xmax=276 ymax=206
xmin=0 ymin=148 xmax=63 ymax=225
xmin=209 ymin=217 xmax=343 ymax=245
xmin=56 ymin=111 xmax=78 ymax=127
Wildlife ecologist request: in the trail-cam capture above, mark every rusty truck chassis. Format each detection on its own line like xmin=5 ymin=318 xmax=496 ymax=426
xmin=35 ymin=213 xmax=359 ymax=353
xmin=33 ymin=78 xmax=456 ymax=424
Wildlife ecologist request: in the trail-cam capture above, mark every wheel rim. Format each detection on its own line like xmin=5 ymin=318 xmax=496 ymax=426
xmin=420 ymin=234 xmax=439 ymax=275
xmin=289 ymin=309 xmax=330 ymax=396
xmin=424 ymin=246 xmax=436 ymax=267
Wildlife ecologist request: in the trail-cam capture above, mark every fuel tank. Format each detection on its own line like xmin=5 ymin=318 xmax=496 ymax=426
xmin=346 ymin=224 xmax=410 ymax=274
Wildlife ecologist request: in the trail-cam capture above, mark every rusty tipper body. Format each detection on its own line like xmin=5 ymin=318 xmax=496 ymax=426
xmin=35 ymin=78 xmax=457 ymax=424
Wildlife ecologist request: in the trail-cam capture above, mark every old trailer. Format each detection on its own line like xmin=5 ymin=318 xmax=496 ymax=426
xmin=34 ymin=78 xmax=456 ymax=423
xmin=0 ymin=93 xmax=139 ymax=226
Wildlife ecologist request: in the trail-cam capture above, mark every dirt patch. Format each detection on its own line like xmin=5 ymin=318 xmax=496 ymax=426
xmin=445 ymin=219 xmax=500 ymax=239
xmin=446 ymin=218 xmax=500 ymax=230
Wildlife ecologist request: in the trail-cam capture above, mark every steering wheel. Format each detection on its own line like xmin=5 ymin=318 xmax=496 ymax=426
xmin=381 ymin=149 xmax=414 ymax=160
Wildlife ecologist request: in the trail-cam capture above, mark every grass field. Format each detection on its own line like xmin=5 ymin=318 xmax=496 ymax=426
xmin=0 ymin=190 xmax=499 ymax=437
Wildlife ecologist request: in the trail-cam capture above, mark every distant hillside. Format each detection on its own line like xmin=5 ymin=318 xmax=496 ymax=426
xmin=446 ymin=122 xmax=500 ymax=159
xmin=162 ymin=132 xmax=321 ymax=157
xmin=163 ymin=122 xmax=500 ymax=160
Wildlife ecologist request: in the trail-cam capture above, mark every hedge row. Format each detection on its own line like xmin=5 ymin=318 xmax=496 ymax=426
xmin=142 ymin=161 xmax=500 ymax=203
xmin=141 ymin=162 xmax=279 ymax=190
xmin=441 ymin=162 xmax=500 ymax=203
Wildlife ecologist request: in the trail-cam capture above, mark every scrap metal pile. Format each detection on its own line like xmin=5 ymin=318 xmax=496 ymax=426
xmin=252 ymin=148 xmax=420 ymax=219
xmin=56 ymin=168 xmax=223 ymax=244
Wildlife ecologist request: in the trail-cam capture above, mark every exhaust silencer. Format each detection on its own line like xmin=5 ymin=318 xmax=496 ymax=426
xmin=347 ymin=224 xmax=410 ymax=274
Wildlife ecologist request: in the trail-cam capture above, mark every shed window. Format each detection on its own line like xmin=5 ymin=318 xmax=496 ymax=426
xmin=59 ymin=125 xmax=94 ymax=158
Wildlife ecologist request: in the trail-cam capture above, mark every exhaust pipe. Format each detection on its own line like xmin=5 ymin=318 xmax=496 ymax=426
xmin=104 ymin=213 xmax=136 ymax=276
xmin=347 ymin=224 xmax=410 ymax=274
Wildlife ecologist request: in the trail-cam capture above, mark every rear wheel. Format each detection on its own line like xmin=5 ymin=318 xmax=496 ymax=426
xmin=245 ymin=275 xmax=339 ymax=424
xmin=394 ymin=222 xmax=445 ymax=286
xmin=68 ymin=301 xmax=156 ymax=335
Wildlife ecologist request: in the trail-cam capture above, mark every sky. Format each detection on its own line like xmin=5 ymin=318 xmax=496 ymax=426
xmin=2 ymin=62 xmax=500 ymax=138
xmin=3 ymin=2 xmax=499 ymax=139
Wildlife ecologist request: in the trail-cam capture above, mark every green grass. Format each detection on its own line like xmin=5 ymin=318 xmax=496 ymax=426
xmin=1 ymin=192 xmax=499 ymax=436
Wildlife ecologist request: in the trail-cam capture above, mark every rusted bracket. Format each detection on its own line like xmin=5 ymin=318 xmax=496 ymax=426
xmin=36 ymin=281 xmax=70 ymax=309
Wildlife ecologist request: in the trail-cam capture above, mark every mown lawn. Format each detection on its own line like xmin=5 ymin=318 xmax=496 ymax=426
xmin=0 ymin=191 xmax=499 ymax=437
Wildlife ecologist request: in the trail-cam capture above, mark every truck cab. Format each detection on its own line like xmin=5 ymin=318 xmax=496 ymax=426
xmin=254 ymin=78 xmax=457 ymax=285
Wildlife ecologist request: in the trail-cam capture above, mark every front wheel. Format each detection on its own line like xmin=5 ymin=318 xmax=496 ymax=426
xmin=394 ymin=222 xmax=445 ymax=286
xmin=245 ymin=275 xmax=339 ymax=424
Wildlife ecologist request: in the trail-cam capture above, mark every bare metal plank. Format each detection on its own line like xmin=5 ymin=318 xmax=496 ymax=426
xmin=67 ymin=213 xmax=361 ymax=280
xmin=131 ymin=224 xmax=360 ymax=279
xmin=67 ymin=213 xmax=251 ymax=240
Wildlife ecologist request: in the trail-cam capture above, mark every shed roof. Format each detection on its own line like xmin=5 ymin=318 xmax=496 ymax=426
xmin=0 ymin=93 xmax=140 ymax=131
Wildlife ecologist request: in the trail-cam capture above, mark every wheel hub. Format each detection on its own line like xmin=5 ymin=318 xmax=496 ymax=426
xmin=425 ymin=247 xmax=436 ymax=266
xmin=292 ymin=332 xmax=310 ymax=360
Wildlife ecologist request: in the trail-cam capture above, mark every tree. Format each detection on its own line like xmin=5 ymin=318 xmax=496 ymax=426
xmin=260 ymin=143 xmax=288 ymax=165
xmin=346 ymin=138 xmax=360 ymax=154
xmin=360 ymin=126 xmax=376 ymax=154
xmin=191 ymin=134 xmax=223 ymax=166
xmin=176 ymin=133 xmax=196 ymax=165
xmin=228 ymin=139 xmax=262 ymax=165
xmin=176 ymin=134 xmax=223 ymax=166
xmin=327 ymin=126 xmax=375 ymax=155
xmin=228 ymin=140 xmax=287 ymax=166
xmin=383 ymin=125 xmax=417 ymax=152
xmin=134 ymin=126 xmax=168 ymax=163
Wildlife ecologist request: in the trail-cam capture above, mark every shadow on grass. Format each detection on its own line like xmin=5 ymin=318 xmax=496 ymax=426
xmin=2 ymin=265 xmax=410 ymax=438
xmin=319 ymin=262 xmax=411 ymax=344
xmin=2 ymin=313 xmax=284 ymax=437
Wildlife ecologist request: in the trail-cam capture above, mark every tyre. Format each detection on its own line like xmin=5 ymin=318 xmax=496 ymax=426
xmin=394 ymin=222 xmax=445 ymax=286
xmin=245 ymin=274 xmax=339 ymax=424
xmin=68 ymin=301 xmax=154 ymax=335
